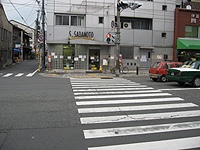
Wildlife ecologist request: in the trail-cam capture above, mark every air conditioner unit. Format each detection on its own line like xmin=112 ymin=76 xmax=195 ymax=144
xmin=123 ymin=22 xmax=131 ymax=29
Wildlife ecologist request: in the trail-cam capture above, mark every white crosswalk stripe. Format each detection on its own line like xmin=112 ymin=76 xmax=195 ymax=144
xmin=70 ymin=78 xmax=200 ymax=150
xmin=15 ymin=73 xmax=24 ymax=77
xmin=1 ymin=72 xmax=37 ymax=78
xmin=2 ymin=73 xmax=13 ymax=77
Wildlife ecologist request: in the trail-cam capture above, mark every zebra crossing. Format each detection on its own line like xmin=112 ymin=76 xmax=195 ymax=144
xmin=70 ymin=77 xmax=200 ymax=150
xmin=0 ymin=71 xmax=37 ymax=78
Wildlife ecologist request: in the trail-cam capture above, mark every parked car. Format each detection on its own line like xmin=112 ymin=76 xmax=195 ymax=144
xmin=166 ymin=61 xmax=200 ymax=87
xmin=149 ymin=61 xmax=182 ymax=82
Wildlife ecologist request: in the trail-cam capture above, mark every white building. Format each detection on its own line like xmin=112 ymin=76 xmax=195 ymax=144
xmin=47 ymin=0 xmax=183 ymax=71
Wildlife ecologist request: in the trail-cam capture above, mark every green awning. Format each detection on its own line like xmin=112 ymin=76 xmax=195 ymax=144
xmin=177 ymin=38 xmax=200 ymax=49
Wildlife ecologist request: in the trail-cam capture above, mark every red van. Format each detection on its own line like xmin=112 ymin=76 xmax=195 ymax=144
xmin=149 ymin=61 xmax=182 ymax=82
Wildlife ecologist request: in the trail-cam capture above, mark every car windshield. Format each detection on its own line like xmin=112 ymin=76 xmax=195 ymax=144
xmin=151 ymin=62 xmax=161 ymax=68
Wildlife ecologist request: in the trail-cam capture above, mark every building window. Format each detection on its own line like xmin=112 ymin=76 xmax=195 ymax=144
xmin=63 ymin=16 xmax=69 ymax=25
xmin=99 ymin=17 xmax=104 ymax=24
xmin=162 ymin=5 xmax=167 ymax=11
xmin=120 ymin=17 xmax=152 ymax=30
xmin=162 ymin=32 xmax=166 ymax=38
xmin=185 ymin=25 xmax=198 ymax=38
xmin=120 ymin=47 xmax=133 ymax=59
xmin=78 ymin=16 xmax=85 ymax=26
xmin=71 ymin=16 xmax=77 ymax=26
xmin=56 ymin=15 xmax=62 ymax=25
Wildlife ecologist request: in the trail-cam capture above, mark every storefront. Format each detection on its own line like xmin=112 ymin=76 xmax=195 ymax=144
xmin=48 ymin=42 xmax=116 ymax=71
xmin=177 ymin=38 xmax=200 ymax=62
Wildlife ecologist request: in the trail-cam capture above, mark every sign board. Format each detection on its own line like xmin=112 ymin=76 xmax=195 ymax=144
xmin=38 ymin=35 xmax=44 ymax=42
xmin=111 ymin=20 xmax=115 ymax=28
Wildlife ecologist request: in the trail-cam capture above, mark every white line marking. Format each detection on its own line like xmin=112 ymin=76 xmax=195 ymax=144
xmin=15 ymin=73 xmax=24 ymax=77
xmin=160 ymin=88 xmax=200 ymax=91
xmin=75 ymin=93 xmax=171 ymax=99
xmin=74 ymin=90 xmax=162 ymax=96
xmin=26 ymin=69 xmax=38 ymax=77
xmin=88 ymin=136 xmax=200 ymax=150
xmin=84 ymin=121 xmax=200 ymax=139
xmin=73 ymin=87 xmax=151 ymax=92
xmin=2 ymin=73 xmax=13 ymax=77
xmin=78 ymin=103 xmax=198 ymax=113
xmin=76 ymin=97 xmax=184 ymax=106
xmin=80 ymin=110 xmax=200 ymax=124
xmin=72 ymin=85 xmax=146 ymax=89
xmin=71 ymin=83 xmax=141 ymax=87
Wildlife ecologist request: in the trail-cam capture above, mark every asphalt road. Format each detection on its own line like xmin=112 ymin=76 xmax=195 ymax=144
xmin=128 ymin=77 xmax=200 ymax=106
xmin=0 ymin=60 xmax=87 ymax=150
xmin=0 ymin=60 xmax=200 ymax=150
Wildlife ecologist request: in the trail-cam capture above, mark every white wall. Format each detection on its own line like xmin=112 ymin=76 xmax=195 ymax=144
xmin=47 ymin=0 xmax=180 ymax=48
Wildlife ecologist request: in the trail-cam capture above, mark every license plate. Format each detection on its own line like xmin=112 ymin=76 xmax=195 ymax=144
xmin=171 ymin=72 xmax=174 ymax=76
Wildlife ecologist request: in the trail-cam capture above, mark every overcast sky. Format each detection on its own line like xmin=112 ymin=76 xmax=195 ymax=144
xmin=1 ymin=0 xmax=42 ymax=28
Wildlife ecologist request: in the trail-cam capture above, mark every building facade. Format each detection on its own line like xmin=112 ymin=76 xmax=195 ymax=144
xmin=174 ymin=4 xmax=200 ymax=62
xmin=0 ymin=3 xmax=13 ymax=68
xmin=10 ymin=20 xmax=37 ymax=52
xmin=47 ymin=0 xmax=183 ymax=71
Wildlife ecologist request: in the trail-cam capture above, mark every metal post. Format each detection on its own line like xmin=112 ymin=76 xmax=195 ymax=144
xmin=42 ymin=0 xmax=45 ymax=68
xmin=116 ymin=0 xmax=121 ymax=76
xmin=21 ymin=30 xmax=23 ymax=62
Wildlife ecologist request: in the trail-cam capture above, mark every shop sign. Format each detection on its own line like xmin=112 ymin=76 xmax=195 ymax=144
xmin=191 ymin=14 xmax=200 ymax=24
xmin=69 ymin=31 xmax=94 ymax=40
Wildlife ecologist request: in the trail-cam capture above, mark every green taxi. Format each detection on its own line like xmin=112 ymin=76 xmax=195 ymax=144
xmin=166 ymin=61 xmax=200 ymax=87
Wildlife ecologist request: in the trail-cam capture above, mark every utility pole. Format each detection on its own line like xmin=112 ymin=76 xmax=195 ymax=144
xmin=116 ymin=0 xmax=121 ymax=76
xmin=42 ymin=0 xmax=45 ymax=68
xmin=116 ymin=1 xmax=142 ymax=76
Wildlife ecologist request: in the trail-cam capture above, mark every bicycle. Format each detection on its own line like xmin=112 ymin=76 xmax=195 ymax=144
xmin=110 ymin=62 xmax=129 ymax=74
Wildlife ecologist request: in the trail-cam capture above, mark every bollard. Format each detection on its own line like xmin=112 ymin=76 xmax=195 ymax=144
xmin=136 ymin=66 xmax=139 ymax=75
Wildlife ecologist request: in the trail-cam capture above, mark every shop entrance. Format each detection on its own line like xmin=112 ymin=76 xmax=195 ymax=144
xmin=89 ymin=49 xmax=100 ymax=70
xmin=63 ymin=45 xmax=74 ymax=69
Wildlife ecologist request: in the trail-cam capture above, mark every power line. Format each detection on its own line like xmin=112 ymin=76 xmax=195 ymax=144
xmin=8 ymin=0 xmax=28 ymax=25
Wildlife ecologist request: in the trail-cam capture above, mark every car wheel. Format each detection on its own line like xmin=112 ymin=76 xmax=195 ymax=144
xmin=178 ymin=82 xmax=185 ymax=86
xmin=192 ymin=76 xmax=200 ymax=87
xmin=160 ymin=75 xmax=167 ymax=82
xmin=152 ymin=78 xmax=158 ymax=81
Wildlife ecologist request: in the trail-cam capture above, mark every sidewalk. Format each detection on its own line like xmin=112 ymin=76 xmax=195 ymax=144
xmin=40 ymin=68 xmax=149 ymax=78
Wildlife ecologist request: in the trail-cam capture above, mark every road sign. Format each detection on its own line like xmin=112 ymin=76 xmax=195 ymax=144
xmin=38 ymin=35 xmax=44 ymax=42
xmin=111 ymin=20 xmax=115 ymax=28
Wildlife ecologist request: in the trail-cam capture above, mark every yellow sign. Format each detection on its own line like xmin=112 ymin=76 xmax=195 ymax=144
xmin=70 ymin=37 xmax=94 ymax=40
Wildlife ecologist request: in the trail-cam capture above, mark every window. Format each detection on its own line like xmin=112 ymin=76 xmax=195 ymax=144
xmin=119 ymin=17 xmax=152 ymax=30
xmin=71 ymin=16 xmax=77 ymax=26
xmin=162 ymin=5 xmax=167 ymax=11
xmin=56 ymin=15 xmax=69 ymax=25
xmin=78 ymin=16 xmax=84 ymax=26
xmin=63 ymin=16 xmax=69 ymax=25
xmin=120 ymin=47 xmax=133 ymax=59
xmin=71 ymin=15 xmax=85 ymax=26
xmin=99 ymin=17 xmax=104 ymax=24
xmin=185 ymin=25 xmax=198 ymax=38
xmin=162 ymin=32 xmax=166 ymax=38
xmin=56 ymin=15 xmax=62 ymax=25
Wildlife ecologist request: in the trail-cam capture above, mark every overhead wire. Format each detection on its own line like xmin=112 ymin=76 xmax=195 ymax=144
xmin=8 ymin=0 xmax=28 ymax=25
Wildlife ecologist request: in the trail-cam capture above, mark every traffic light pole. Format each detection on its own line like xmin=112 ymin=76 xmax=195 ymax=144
xmin=116 ymin=0 xmax=121 ymax=76
xmin=42 ymin=0 xmax=45 ymax=68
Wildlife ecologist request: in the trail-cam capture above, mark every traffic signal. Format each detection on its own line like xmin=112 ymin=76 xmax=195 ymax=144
xmin=130 ymin=2 xmax=143 ymax=10
xmin=117 ymin=1 xmax=143 ymax=11
xmin=117 ymin=1 xmax=128 ymax=10
xmin=106 ymin=33 xmax=111 ymax=44
xmin=111 ymin=34 xmax=117 ymax=44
